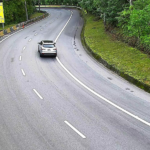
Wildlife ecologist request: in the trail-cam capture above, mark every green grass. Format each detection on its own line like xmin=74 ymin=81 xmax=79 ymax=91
xmin=30 ymin=12 xmax=44 ymax=19
xmin=0 ymin=24 xmax=17 ymax=30
xmin=84 ymin=14 xmax=150 ymax=86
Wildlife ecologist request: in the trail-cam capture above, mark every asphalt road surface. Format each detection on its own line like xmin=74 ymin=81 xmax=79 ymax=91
xmin=0 ymin=8 xmax=150 ymax=150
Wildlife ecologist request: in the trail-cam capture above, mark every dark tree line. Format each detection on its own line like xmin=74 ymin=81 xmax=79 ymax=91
xmin=3 ymin=0 xmax=35 ymax=24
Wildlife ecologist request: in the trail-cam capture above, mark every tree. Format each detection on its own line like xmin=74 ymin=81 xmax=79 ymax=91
xmin=3 ymin=0 xmax=35 ymax=25
xmin=127 ymin=5 xmax=150 ymax=41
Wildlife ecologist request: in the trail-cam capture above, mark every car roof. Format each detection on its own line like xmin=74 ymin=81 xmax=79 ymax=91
xmin=42 ymin=40 xmax=55 ymax=44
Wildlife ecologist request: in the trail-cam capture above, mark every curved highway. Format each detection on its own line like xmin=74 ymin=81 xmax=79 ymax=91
xmin=0 ymin=8 xmax=150 ymax=150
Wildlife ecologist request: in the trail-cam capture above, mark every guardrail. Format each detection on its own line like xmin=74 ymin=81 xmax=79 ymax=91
xmin=0 ymin=11 xmax=48 ymax=39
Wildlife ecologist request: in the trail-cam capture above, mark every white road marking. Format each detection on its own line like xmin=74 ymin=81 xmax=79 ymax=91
xmin=56 ymin=57 xmax=150 ymax=127
xmin=21 ymin=69 xmax=26 ymax=76
xmin=28 ymin=39 xmax=32 ymax=42
xmin=19 ymin=56 xmax=22 ymax=61
xmin=34 ymin=33 xmax=37 ymax=36
xmin=0 ymin=29 xmax=23 ymax=44
xmin=64 ymin=121 xmax=86 ymax=139
xmin=54 ymin=11 xmax=73 ymax=42
xmin=23 ymin=46 xmax=26 ymax=50
xmin=33 ymin=89 xmax=43 ymax=100
xmin=0 ymin=8 xmax=149 ymax=128
xmin=54 ymin=10 xmax=150 ymax=127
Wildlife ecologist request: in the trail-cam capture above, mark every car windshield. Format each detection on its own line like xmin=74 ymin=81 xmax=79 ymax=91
xmin=43 ymin=44 xmax=54 ymax=48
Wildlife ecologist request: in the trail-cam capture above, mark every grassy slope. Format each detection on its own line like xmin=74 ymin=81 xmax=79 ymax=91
xmin=84 ymin=14 xmax=150 ymax=86
xmin=30 ymin=12 xmax=44 ymax=19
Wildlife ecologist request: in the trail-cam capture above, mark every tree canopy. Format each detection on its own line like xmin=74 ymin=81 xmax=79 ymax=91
xmin=3 ymin=0 xmax=35 ymax=24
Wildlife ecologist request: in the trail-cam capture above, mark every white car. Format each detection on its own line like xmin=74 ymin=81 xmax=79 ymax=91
xmin=38 ymin=40 xmax=57 ymax=57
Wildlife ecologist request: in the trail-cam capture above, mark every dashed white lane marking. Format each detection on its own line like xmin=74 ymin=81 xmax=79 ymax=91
xmin=34 ymin=33 xmax=37 ymax=36
xmin=64 ymin=121 xmax=86 ymax=139
xmin=19 ymin=56 xmax=22 ymax=61
xmin=33 ymin=89 xmax=43 ymax=100
xmin=56 ymin=57 xmax=150 ymax=127
xmin=21 ymin=69 xmax=26 ymax=76
xmin=23 ymin=46 xmax=26 ymax=50
xmin=28 ymin=39 xmax=32 ymax=42
xmin=54 ymin=11 xmax=73 ymax=42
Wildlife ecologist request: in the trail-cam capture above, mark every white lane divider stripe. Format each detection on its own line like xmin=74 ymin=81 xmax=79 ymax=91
xmin=23 ymin=46 xmax=26 ymax=50
xmin=64 ymin=121 xmax=86 ymax=139
xmin=28 ymin=39 xmax=32 ymax=42
xmin=33 ymin=89 xmax=43 ymax=100
xmin=21 ymin=69 xmax=26 ymax=76
xmin=19 ymin=56 xmax=22 ymax=61
xmin=56 ymin=57 xmax=150 ymax=127
xmin=54 ymin=11 xmax=73 ymax=42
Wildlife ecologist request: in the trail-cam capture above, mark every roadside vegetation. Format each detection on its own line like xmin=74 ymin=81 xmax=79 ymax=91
xmin=84 ymin=14 xmax=150 ymax=87
xmin=3 ymin=0 xmax=36 ymax=25
xmin=0 ymin=24 xmax=17 ymax=30
xmin=0 ymin=12 xmax=44 ymax=30
xmin=29 ymin=12 xmax=44 ymax=19
xmin=0 ymin=0 xmax=44 ymax=31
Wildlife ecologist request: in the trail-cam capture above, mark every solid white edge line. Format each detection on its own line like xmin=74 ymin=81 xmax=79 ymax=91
xmin=54 ymin=11 xmax=73 ymax=42
xmin=64 ymin=121 xmax=86 ymax=139
xmin=21 ymin=69 xmax=25 ymax=76
xmin=56 ymin=57 xmax=150 ymax=127
xmin=33 ymin=89 xmax=43 ymax=100
xmin=54 ymin=9 xmax=150 ymax=127
xmin=0 ymin=29 xmax=23 ymax=44
xmin=20 ymin=56 xmax=22 ymax=61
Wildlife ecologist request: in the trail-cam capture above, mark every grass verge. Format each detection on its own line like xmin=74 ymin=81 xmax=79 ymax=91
xmin=30 ymin=12 xmax=44 ymax=19
xmin=0 ymin=24 xmax=17 ymax=30
xmin=82 ymin=14 xmax=150 ymax=92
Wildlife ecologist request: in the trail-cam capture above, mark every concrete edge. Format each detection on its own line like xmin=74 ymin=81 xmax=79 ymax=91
xmin=0 ymin=11 xmax=49 ymax=38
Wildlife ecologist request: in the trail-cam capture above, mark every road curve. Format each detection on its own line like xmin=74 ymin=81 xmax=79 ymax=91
xmin=0 ymin=8 xmax=150 ymax=150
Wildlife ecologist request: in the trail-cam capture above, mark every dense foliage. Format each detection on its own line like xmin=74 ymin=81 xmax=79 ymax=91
xmin=3 ymin=0 xmax=35 ymax=25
